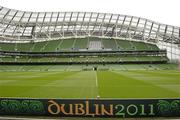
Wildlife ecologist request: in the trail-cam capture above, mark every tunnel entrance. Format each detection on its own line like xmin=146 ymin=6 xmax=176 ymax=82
xmin=93 ymin=67 xmax=98 ymax=71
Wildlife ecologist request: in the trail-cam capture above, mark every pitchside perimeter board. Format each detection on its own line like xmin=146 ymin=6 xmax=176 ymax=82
xmin=0 ymin=98 xmax=180 ymax=118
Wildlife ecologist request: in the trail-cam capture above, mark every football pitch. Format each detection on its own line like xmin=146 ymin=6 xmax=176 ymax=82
xmin=0 ymin=70 xmax=180 ymax=99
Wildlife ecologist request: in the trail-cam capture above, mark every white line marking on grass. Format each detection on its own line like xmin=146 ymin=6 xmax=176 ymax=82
xmin=95 ymin=71 xmax=98 ymax=87
xmin=95 ymin=71 xmax=100 ymax=98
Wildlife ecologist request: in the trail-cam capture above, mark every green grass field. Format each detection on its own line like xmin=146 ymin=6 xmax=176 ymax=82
xmin=1 ymin=70 xmax=180 ymax=99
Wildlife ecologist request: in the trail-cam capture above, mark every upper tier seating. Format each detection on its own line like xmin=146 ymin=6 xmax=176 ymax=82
xmin=0 ymin=38 xmax=160 ymax=52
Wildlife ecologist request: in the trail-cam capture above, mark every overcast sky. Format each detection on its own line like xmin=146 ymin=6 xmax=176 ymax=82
xmin=1 ymin=0 xmax=180 ymax=26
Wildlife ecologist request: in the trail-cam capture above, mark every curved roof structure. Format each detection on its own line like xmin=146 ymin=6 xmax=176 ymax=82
xmin=0 ymin=6 xmax=180 ymax=44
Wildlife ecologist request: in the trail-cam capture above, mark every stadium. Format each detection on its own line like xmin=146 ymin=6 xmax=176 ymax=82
xmin=0 ymin=5 xmax=180 ymax=100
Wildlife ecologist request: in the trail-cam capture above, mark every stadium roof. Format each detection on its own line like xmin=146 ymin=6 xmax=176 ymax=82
xmin=0 ymin=6 xmax=180 ymax=44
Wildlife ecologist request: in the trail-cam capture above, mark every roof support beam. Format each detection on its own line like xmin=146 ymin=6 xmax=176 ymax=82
xmin=22 ymin=12 xmax=33 ymax=36
xmin=148 ymin=22 xmax=154 ymax=39
xmin=163 ymin=25 xmax=168 ymax=41
xmin=53 ymin=12 xmax=60 ymax=32
xmin=3 ymin=10 xmax=19 ymax=34
xmin=2 ymin=9 xmax=11 ymax=19
xmin=118 ymin=15 xmax=126 ymax=36
xmin=12 ymin=12 xmax=26 ymax=36
xmin=104 ymin=14 xmax=113 ymax=35
xmin=126 ymin=16 xmax=133 ymax=38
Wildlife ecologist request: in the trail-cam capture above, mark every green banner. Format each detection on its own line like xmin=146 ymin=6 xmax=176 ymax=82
xmin=0 ymin=98 xmax=180 ymax=118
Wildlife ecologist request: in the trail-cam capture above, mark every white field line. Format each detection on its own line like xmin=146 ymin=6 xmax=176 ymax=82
xmin=95 ymin=71 xmax=100 ymax=97
xmin=95 ymin=71 xmax=98 ymax=87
